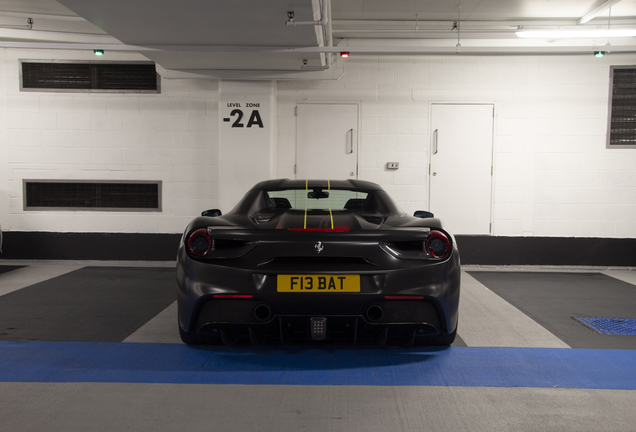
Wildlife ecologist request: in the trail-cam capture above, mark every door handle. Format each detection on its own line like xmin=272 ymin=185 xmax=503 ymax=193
xmin=348 ymin=129 xmax=354 ymax=154
xmin=433 ymin=129 xmax=438 ymax=155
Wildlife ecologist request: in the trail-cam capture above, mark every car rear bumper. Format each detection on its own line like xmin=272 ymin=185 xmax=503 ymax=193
xmin=176 ymin=245 xmax=460 ymax=342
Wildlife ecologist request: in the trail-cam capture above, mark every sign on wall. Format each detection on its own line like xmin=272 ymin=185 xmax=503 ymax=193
xmin=218 ymin=81 xmax=276 ymax=212
xmin=223 ymin=103 xmax=264 ymax=129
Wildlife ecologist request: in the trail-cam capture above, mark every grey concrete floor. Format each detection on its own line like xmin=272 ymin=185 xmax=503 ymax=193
xmin=1 ymin=261 xmax=635 ymax=431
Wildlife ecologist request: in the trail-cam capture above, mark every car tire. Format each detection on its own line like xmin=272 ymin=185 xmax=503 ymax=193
xmin=178 ymin=325 xmax=223 ymax=345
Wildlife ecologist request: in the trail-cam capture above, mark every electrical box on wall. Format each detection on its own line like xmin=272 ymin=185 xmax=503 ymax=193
xmin=386 ymin=162 xmax=399 ymax=170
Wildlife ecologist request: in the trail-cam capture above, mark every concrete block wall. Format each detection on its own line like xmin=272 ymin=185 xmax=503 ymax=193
xmin=2 ymin=47 xmax=635 ymax=241
xmin=277 ymin=53 xmax=636 ymax=239
xmin=0 ymin=48 xmax=219 ymax=234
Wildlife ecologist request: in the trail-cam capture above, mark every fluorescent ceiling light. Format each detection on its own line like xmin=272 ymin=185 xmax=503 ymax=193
xmin=516 ymin=29 xmax=636 ymax=39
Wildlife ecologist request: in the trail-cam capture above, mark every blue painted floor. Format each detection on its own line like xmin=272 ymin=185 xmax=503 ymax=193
xmin=2 ymin=341 xmax=635 ymax=390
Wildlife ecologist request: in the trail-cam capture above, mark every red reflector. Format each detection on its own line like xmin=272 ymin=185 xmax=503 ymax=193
xmin=384 ymin=296 xmax=424 ymax=300
xmin=213 ymin=295 xmax=253 ymax=299
xmin=288 ymin=228 xmax=349 ymax=232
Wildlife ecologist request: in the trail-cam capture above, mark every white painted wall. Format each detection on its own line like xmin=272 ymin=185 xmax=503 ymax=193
xmin=2 ymin=47 xmax=635 ymax=239
xmin=0 ymin=48 xmax=219 ymax=234
xmin=277 ymin=54 xmax=636 ymax=239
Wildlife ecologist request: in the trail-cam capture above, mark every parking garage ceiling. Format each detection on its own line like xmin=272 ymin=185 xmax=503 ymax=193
xmin=1 ymin=0 xmax=636 ymax=78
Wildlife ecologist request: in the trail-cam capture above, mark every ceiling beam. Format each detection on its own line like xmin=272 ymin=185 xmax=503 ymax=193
xmin=3 ymin=40 xmax=636 ymax=55
xmin=578 ymin=0 xmax=623 ymax=24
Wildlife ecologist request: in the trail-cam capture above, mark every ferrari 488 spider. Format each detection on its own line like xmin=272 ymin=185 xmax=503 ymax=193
xmin=177 ymin=179 xmax=460 ymax=346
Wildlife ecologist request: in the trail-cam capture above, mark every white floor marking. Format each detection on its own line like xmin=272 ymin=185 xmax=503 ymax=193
xmin=458 ymin=271 xmax=570 ymax=348
xmin=602 ymin=270 xmax=636 ymax=287
xmin=0 ymin=263 xmax=85 ymax=297
xmin=123 ymin=301 xmax=181 ymax=344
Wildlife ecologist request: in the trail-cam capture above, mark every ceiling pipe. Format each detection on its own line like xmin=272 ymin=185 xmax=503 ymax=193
xmin=0 ymin=11 xmax=85 ymax=22
xmin=4 ymin=40 xmax=635 ymax=55
xmin=324 ymin=0 xmax=334 ymax=67
xmin=333 ymin=18 xmax=635 ymax=28
xmin=0 ymin=17 xmax=33 ymax=30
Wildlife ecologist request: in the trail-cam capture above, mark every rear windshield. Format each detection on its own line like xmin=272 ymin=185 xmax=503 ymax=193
xmin=267 ymin=189 xmax=369 ymax=211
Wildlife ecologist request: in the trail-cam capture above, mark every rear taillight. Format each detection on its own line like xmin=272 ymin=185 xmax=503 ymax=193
xmin=424 ymin=231 xmax=452 ymax=259
xmin=187 ymin=228 xmax=214 ymax=257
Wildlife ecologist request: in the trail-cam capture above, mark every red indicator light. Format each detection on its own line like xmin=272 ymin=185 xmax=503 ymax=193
xmin=213 ymin=295 xmax=253 ymax=299
xmin=340 ymin=52 xmax=350 ymax=58
xmin=384 ymin=296 xmax=424 ymax=300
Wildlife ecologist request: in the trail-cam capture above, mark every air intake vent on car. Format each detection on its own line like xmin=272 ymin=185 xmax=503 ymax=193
xmin=24 ymin=180 xmax=161 ymax=211
xmin=21 ymin=62 xmax=159 ymax=92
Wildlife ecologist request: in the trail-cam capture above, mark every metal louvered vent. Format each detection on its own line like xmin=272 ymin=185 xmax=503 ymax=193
xmin=608 ymin=66 xmax=636 ymax=148
xmin=24 ymin=181 xmax=162 ymax=211
xmin=21 ymin=62 xmax=159 ymax=92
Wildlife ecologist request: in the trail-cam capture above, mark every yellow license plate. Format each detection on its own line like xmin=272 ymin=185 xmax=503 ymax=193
xmin=277 ymin=274 xmax=360 ymax=292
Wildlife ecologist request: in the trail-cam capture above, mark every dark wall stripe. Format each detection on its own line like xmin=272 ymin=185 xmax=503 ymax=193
xmin=0 ymin=232 xmax=634 ymax=266
xmin=1 ymin=232 xmax=181 ymax=261
xmin=455 ymin=235 xmax=636 ymax=267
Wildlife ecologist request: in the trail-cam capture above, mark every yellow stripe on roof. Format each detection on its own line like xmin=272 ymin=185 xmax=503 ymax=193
xmin=328 ymin=180 xmax=333 ymax=228
xmin=304 ymin=179 xmax=308 ymax=229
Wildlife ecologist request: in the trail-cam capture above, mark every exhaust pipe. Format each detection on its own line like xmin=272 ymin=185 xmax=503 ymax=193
xmin=366 ymin=305 xmax=383 ymax=322
xmin=254 ymin=304 xmax=272 ymax=322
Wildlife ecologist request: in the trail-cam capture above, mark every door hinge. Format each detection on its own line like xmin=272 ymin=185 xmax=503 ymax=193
xmin=294 ymin=164 xmax=297 ymax=174
xmin=295 ymin=106 xmax=297 ymax=116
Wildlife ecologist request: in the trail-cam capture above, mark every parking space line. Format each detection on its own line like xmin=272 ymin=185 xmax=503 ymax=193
xmin=0 ymin=264 xmax=85 ymax=297
xmin=602 ymin=270 xmax=636 ymax=287
xmin=458 ymin=271 xmax=570 ymax=348
xmin=123 ymin=302 xmax=181 ymax=344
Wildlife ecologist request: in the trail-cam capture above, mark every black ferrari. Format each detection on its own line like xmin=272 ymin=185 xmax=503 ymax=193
xmin=176 ymin=179 xmax=460 ymax=346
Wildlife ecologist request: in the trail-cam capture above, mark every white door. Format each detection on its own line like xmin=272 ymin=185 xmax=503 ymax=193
xmin=430 ymin=104 xmax=494 ymax=235
xmin=296 ymin=103 xmax=358 ymax=179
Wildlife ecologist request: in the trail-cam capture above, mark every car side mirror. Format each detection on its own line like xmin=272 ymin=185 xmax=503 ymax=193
xmin=202 ymin=209 xmax=222 ymax=217
xmin=414 ymin=210 xmax=434 ymax=218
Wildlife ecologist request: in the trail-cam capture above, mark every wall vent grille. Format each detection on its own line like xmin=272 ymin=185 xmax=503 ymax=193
xmin=608 ymin=66 xmax=636 ymax=148
xmin=24 ymin=181 xmax=162 ymax=211
xmin=21 ymin=62 xmax=159 ymax=92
